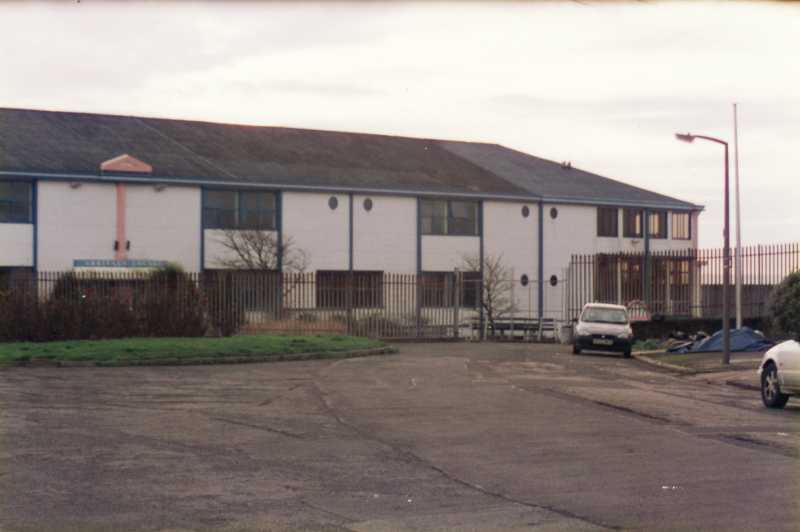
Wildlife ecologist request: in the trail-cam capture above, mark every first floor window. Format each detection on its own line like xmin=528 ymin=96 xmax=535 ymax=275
xmin=0 ymin=181 xmax=32 ymax=223
xmin=316 ymin=271 xmax=383 ymax=309
xmin=597 ymin=207 xmax=618 ymax=237
xmin=623 ymin=209 xmax=643 ymax=238
xmin=648 ymin=211 xmax=668 ymax=239
xmin=420 ymin=271 xmax=481 ymax=308
xmin=203 ymin=189 xmax=276 ymax=230
xmin=420 ymin=199 xmax=479 ymax=236
xmin=672 ymin=212 xmax=691 ymax=240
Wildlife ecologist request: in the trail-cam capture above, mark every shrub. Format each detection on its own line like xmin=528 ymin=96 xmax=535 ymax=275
xmin=766 ymin=271 xmax=800 ymax=339
xmin=141 ymin=266 xmax=207 ymax=337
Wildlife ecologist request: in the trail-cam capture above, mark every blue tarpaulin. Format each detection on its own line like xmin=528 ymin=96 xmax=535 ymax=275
xmin=670 ymin=327 xmax=774 ymax=353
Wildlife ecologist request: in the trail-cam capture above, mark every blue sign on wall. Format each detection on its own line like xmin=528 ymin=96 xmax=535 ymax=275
xmin=73 ymin=259 xmax=168 ymax=268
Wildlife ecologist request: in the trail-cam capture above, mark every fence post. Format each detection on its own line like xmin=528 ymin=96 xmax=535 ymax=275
xmin=452 ymin=271 xmax=460 ymax=339
xmin=346 ymin=271 xmax=354 ymax=336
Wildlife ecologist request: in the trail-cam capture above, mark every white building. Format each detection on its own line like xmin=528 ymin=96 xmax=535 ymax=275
xmin=0 ymin=108 xmax=701 ymax=320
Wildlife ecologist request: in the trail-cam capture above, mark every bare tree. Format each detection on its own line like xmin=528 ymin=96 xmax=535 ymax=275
xmin=215 ymin=230 xmax=309 ymax=273
xmin=460 ymin=253 xmax=517 ymax=336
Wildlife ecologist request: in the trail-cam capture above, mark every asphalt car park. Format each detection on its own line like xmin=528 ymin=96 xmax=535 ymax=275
xmin=1 ymin=342 xmax=798 ymax=531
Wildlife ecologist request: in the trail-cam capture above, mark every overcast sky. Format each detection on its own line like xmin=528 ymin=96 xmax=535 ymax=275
xmin=1 ymin=1 xmax=797 ymax=248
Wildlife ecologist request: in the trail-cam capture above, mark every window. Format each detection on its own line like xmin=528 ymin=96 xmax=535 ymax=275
xmin=648 ymin=211 xmax=668 ymax=239
xmin=316 ymin=271 xmax=383 ymax=309
xmin=623 ymin=209 xmax=643 ymax=238
xmin=0 ymin=181 xmax=32 ymax=223
xmin=672 ymin=212 xmax=692 ymax=240
xmin=420 ymin=271 xmax=480 ymax=308
xmin=420 ymin=199 xmax=479 ymax=236
xmin=203 ymin=190 xmax=276 ymax=230
xmin=597 ymin=207 xmax=618 ymax=237
xmin=204 ymin=270 xmax=281 ymax=311
xmin=239 ymin=192 xmax=276 ymax=229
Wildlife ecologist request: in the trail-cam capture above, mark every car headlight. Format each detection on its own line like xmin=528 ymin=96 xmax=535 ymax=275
xmin=618 ymin=328 xmax=633 ymax=339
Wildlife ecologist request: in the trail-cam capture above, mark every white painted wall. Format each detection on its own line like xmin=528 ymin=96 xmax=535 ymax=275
xmin=0 ymin=224 xmax=33 ymax=267
xmin=483 ymin=200 xmax=538 ymax=315
xmin=353 ymin=195 xmax=416 ymax=273
xmin=283 ymin=192 xmax=349 ymax=271
xmin=37 ymin=181 xmax=117 ymax=271
xmin=421 ymin=235 xmax=480 ymax=271
xmin=127 ymin=184 xmax=201 ymax=271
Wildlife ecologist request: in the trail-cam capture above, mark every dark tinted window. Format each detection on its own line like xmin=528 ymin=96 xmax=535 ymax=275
xmin=623 ymin=209 xmax=643 ymax=238
xmin=316 ymin=271 xmax=383 ymax=309
xmin=420 ymin=199 xmax=479 ymax=236
xmin=0 ymin=181 xmax=32 ymax=223
xmin=420 ymin=271 xmax=481 ymax=308
xmin=597 ymin=207 xmax=618 ymax=237
xmin=204 ymin=190 xmax=276 ymax=230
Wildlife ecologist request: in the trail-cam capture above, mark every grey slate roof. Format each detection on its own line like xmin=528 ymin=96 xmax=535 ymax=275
xmin=439 ymin=141 xmax=698 ymax=210
xmin=0 ymin=108 xmax=699 ymax=209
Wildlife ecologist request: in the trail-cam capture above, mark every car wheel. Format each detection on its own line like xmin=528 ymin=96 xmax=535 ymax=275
xmin=572 ymin=343 xmax=581 ymax=355
xmin=623 ymin=348 xmax=632 ymax=359
xmin=761 ymin=363 xmax=790 ymax=409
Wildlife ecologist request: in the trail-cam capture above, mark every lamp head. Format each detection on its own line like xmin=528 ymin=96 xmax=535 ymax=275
xmin=675 ymin=133 xmax=695 ymax=143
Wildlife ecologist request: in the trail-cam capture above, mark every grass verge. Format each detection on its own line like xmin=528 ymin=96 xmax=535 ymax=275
xmin=0 ymin=335 xmax=386 ymax=367
xmin=635 ymin=350 xmax=765 ymax=373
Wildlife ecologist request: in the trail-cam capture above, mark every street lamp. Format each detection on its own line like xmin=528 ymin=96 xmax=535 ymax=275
xmin=675 ymin=132 xmax=731 ymax=365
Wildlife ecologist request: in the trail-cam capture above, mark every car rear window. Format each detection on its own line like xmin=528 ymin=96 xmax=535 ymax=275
xmin=581 ymin=307 xmax=628 ymax=324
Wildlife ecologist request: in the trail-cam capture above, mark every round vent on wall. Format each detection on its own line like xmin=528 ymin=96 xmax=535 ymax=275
xmin=549 ymin=275 xmax=559 ymax=287
xmin=520 ymin=274 xmax=529 ymax=287
xmin=363 ymin=198 xmax=373 ymax=211
xmin=550 ymin=207 xmax=558 ymax=219
xmin=328 ymin=196 xmax=338 ymax=210
xmin=521 ymin=205 xmax=530 ymax=218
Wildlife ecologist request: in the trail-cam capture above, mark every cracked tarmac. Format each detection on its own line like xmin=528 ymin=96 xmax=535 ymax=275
xmin=1 ymin=342 xmax=798 ymax=531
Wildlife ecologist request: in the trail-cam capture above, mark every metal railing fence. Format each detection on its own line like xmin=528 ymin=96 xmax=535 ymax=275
xmin=566 ymin=242 xmax=800 ymax=320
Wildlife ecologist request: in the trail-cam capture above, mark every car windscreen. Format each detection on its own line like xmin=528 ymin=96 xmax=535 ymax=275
xmin=581 ymin=307 xmax=628 ymax=324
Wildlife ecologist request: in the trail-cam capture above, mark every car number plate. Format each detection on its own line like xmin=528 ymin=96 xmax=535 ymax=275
xmin=593 ymin=338 xmax=614 ymax=346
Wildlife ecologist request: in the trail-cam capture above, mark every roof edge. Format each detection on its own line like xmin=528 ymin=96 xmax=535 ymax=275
xmin=0 ymin=170 xmax=703 ymax=210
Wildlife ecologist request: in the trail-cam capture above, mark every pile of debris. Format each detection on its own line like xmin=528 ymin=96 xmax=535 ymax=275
xmin=666 ymin=327 xmax=774 ymax=354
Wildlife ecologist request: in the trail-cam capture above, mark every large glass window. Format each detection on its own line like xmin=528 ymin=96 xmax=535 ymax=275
xmin=672 ymin=212 xmax=692 ymax=240
xmin=203 ymin=189 xmax=276 ymax=230
xmin=239 ymin=192 xmax=277 ymax=229
xmin=597 ymin=207 xmax=618 ymax=237
xmin=316 ymin=271 xmax=384 ymax=309
xmin=623 ymin=209 xmax=643 ymax=238
xmin=648 ymin=211 xmax=668 ymax=239
xmin=420 ymin=199 xmax=479 ymax=236
xmin=0 ymin=181 xmax=32 ymax=223
xmin=420 ymin=271 xmax=480 ymax=308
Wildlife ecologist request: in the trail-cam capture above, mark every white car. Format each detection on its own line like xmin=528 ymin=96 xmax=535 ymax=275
xmin=758 ymin=340 xmax=800 ymax=409
xmin=573 ymin=303 xmax=634 ymax=358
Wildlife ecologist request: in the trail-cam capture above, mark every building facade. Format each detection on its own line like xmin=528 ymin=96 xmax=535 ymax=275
xmin=0 ymin=108 xmax=701 ymax=320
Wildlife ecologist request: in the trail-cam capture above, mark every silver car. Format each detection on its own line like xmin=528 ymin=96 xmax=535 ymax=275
xmin=758 ymin=339 xmax=800 ymax=408
xmin=573 ymin=303 xmax=634 ymax=358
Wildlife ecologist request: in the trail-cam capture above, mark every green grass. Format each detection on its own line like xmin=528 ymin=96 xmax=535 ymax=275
xmin=632 ymin=339 xmax=665 ymax=352
xmin=0 ymin=335 xmax=384 ymax=365
xmin=646 ymin=350 xmax=764 ymax=369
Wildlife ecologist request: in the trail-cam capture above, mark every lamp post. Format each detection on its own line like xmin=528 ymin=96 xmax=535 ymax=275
xmin=675 ymin=132 xmax=731 ymax=365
